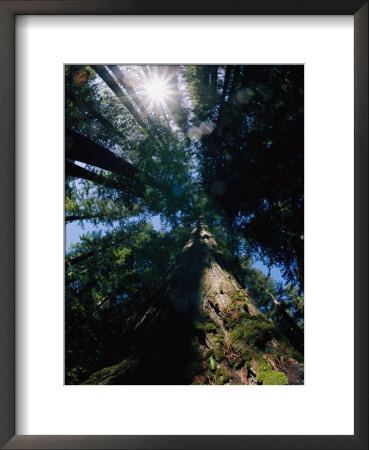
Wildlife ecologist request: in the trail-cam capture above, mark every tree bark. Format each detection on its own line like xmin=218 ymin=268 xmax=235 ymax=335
xmin=228 ymin=65 xmax=241 ymax=103
xmin=65 ymin=160 xmax=141 ymax=196
xmin=65 ymin=237 xmax=126 ymax=267
xmin=83 ymin=219 xmax=304 ymax=385
xmin=209 ymin=65 xmax=218 ymax=97
xmin=90 ymin=65 xmax=148 ymax=130
xmin=65 ymin=215 xmax=99 ymax=222
xmin=107 ymin=65 xmax=149 ymax=118
xmin=66 ymin=128 xmax=175 ymax=198
xmin=215 ymin=65 xmax=232 ymax=136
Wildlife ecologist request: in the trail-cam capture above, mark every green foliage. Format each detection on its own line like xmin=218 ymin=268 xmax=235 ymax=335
xmin=215 ymin=366 xmax=230 ymax=384
xmin=187 ymin=65 xmax=304 ymax=287
xmin=227 ymin=308 xmax=274 ymax=350
xmin=229 ymin=290 xmax=245 ymax=302
xmin=65 ymin=221 xmax=185 ymax=384
xmin=214 ymin=344 xmax=225 ymax=361
xmin=256 ymin=357 xmax=288 ymax=385
xmin=229 ymin=326 xmax=243 ymax=342
xmin=231 ymin=339 xmax=253 ymax=368
xmin=83 ymin=363 xmax=121 ymax=385
xmin=194 ymin=320 xmax=217 ymax=333
xmin=65 ymin=64 xmax=304 ymax=384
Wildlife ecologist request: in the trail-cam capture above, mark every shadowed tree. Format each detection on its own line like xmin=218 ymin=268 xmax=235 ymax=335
xmin=65 ymin=64 xmax=304 ymax=385
xmin=82 ymin=218 xmax=303 ymax=385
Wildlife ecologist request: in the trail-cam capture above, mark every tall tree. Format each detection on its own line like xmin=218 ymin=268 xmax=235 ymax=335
xmin=82 ymin=219 xmax=303 ymax=385
xmin=184 ymin=65 xmax=304 ymax=287
xmin=65 ymin=64 xmax=304 ymax=385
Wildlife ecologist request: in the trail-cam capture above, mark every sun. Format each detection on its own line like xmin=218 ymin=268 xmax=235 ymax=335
xmin=144 ymin=76 xmax=170 ymax=104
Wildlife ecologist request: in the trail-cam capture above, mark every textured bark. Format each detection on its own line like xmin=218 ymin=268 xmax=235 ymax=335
xmin=65 ymin=160 xmax=139 ymax=196
xmin=66 ymin=128 xmax=175 ymax=198
xmin=90 ymin=65 xmax=148 ymax=130
xmin=108 ymin=65 xmax=149 ymax=118
xmin=84 ymin=219 xmax=304 ymax=385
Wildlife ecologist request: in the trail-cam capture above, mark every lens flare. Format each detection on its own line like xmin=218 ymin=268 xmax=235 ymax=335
xmin=144 ymin=76 xmax=170 ymax=104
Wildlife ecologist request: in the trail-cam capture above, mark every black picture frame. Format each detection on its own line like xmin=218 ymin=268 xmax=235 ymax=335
xmin=0 ymin=1 xmax=367 ymax=449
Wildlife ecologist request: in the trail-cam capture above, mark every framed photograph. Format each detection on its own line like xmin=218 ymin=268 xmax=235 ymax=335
xmin=1 ymin=1 xmax=367 ymax=449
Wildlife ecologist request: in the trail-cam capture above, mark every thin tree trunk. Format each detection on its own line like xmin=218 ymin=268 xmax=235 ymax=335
xmin=90 ymin=65 xmax=148 ymax=131
xmin=209 ymin=65 xmax=218 ymax=97
xmin=66 ymin=237 xmax=127 ymax=267
xmin=78 ymin=103 xmax=135 ymax=149
xmin=141 ymin=65 xmax=152 ymax=81
xmin=65 ymin=215 xmax=99 ymax=222
xmin=228 ymin=65 xmax=241 ymax=103
xmin=216 ymin=65 xmax=232 ymax=135
xmin=84 ymin=219 xmax=304 ymax=385
xmin=66 ymin=128 xmax=176 ymax=198
xmin=161 ymin=66 xmax=188 ymax=134
xmin=108 ymin=65 xmax=149 ymax=118
xmin=66 ymin=160 xmax=142 ymax=196
xmin=267 ymin=289 xmax=304 ymax=354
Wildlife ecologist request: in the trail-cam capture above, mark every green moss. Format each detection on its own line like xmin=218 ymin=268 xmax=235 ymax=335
xmin=229 ymin=290 xmax=244 ymax=302
xmin=264 ymin=347 xmax=279 ymax=357
xmin=194 ymin=320 xmax=217 ymax=333
xmin=257 ymin=370 xmax=288 ymax=385
xmin=239 ymin=311 xmax=250 ymax=321
xmin=82 ymin=363 xmax=120 ymax=385
xmin=253 ymin=320 xmax=274 ymax=332
xmin=243 ymin=326 xmax=260 ymax=343
xmin=214 ymin=344 xmax=225 ymax=361
xmin=229 ymin=326 xmax=243 ymax=342
xmin=242 ymin=351 xmax=252 ymax=368
xmin=231 ymin=340 xmax=253 ymax=367
xmin=205 ymin=322 xmax=218 ymax=333
xmin=232 ymin=359 xmax=243 ymax=369
xmin=256 ymin=357 xmax=288 ymax=385
xmin=225 ymin=317 xmax=238 ymax=329
xmin=243 ymin=319 xmax=274 ymax=348
xmin=215 ymin=366 xmax=230 ymax=384
xmin=194 ymin=321 xmax=203 ymax=331
xmin=215 ymin=332 xmax=225 ymax=345
xmin=292 ymin=350 xmax=304 ymax=364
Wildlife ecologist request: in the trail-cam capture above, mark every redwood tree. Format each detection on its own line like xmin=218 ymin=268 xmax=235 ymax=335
xmin=83 ymin=219 xmax=303 ymax=385
xmin=65 ymin=64 xmax=304 ymax=385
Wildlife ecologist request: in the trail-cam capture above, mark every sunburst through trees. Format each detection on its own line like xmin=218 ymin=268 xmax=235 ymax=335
xmin=65 ymin=65 xmax=304 ymax=385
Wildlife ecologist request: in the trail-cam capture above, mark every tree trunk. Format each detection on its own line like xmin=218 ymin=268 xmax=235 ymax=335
xmin=65 ymin=160 xmax=142 ymax=196
xmin=90 ymin=65 xmax=148 ymax=130
xmin=83 ymin=219 xmax=304 ymax=385
xmin=65 ymin=236 xmax=128 ymax=267
xmin=215 ymin=65 xmax=232 ymax=136
xmin=65 ymin=214 xmax=101 ymax=222
xmin=66 ymin=128 xmax=177 ymax=199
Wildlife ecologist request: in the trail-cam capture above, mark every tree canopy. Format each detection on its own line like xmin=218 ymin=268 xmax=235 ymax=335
xmin=65 ymin=65 xmax=304 ymax=384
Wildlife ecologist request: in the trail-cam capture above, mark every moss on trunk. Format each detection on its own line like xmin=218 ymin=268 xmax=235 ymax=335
xmin=84 ymin=219 xmax=303 ymax=385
